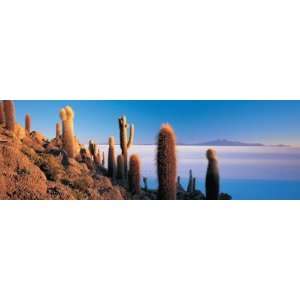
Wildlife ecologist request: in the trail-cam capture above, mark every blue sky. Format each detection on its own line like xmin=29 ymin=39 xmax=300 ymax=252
xmin=14 ymin=100 xmax=300 ymax=145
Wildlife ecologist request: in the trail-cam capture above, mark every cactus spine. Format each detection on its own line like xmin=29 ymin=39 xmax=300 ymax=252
xmin=25 ymin=114 xmax=31 ymax=133
xmin=128 ymin=154 xmax=141 ymax=194
xmin=108 ymin=136 xmax=116 ymax=179
xmin=60 ymin=106 xmax=75 ymax=158
xmin=118 ymin=116 xmax=134 ymax=177
xmin=205 ymin=149 xmax=220 ymax=200
xmin=157 ymin=124 xmax=177 ymax=200
xmin=0 ymin=101 xmax=5 ymax=126
xmin=3 ymin=100 xmax=16 ymax=132
xmin=56 ymin=122 xmax=62 ymax=139
xmin=117 ymin=154 xmax=125 ymax=181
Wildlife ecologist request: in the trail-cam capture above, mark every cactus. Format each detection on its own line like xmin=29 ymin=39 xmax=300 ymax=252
xmin=143 ymin=177 xmax=148 ymax=191
xmin=59 ymin=106 xmax=75 ymax=158
xmin=177 ymin=176 xmax=184 ymax=193
xmin=108 ymin=136 xmax=116 ymax=179
xmin=192 ymin=177 xmax=196 ymax=193
xmin=3 ymin=100 xmax=16 ymax=132
xmin=88 ymin=140 xmax=103 ymax=166
xmin=80 ymin=147 xmax=88 ymax=160
xmin=128 ymin=154 xmax=141 ymax=194
xmin=157 ymin=124 xmax=177 ymax=200
xmin=205 ymin=149 xmax=220 ymax=200
xmin=56 ymin=122 xmax=62 ymax=139
xmin=177 ymin=176 xmax=181 ymax=186
xmin=25 ymin=114 xmax=31 ymax=133
xmin=187 ymin=170 xmax=193 ymax=193
xmin=102 ymin=151 xmax=105 ymax=167
xmin=95 ymin=149 xmax=102 ymax=166
xmin=80 ymin=147 xmax=93 ymax=170
xmin=117 ymin=154 xmax=125 ymax=181
xmin=118 ymin=115 xmax=134 ymax=177
xmin=0 ymin=101 xmax=5 ymax=126
xmin=89 ymin=140 xmax=97 ymax=160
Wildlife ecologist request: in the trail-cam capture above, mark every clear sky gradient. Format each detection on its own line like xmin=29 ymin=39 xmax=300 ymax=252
xmin=14 ymin=100 xmax=300 ymax=145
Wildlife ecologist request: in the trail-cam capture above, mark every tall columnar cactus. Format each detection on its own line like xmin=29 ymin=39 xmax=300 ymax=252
xmin=192 ymin=178 xmax=196 ymax=193
xmin=187 ymin=169 xmax=193 ymax=193
xmin=3 ymin=100 xmax=16 ymax=132
xmin=143 ymin=177 xmax=148 ymax=191
xmin=59 ymin=106 xmax=75 ymax=158
xmin=157 ymin=124 xmax=177 ymax=200
xmin=102 ymin=151 xmax=105 ymax=167
xmin=56 ymin=122 xmax=62 ymax=139
xmin=0 ymin=101 xmax=5 ymax=126
xmin=177 ymin=176 xmax=181 ymax=187
xmin=25 ymin=114 xmax=31 ymax=133
xmin=117 ymin=154 xmax=125 ymax=181
xmin=177 ymin=176 xmax=185 ymax=192
xmin=108 ymin=136 xmax=116 ymax=179
xmin=118 ymin=115 xmax=134 ymax=177
xmin=205 ymin=149 xmax=220 ymax=200
xmin=128 ymin=154 xmax=141 ymax=195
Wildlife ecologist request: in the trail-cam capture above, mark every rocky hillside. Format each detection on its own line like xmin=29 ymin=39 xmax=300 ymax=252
xmin=0 ymin=127 xmax=127 ymax=200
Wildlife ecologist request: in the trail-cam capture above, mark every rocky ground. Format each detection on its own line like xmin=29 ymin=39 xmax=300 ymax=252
xmin=0 ymin=127 xmax=231 ymax=200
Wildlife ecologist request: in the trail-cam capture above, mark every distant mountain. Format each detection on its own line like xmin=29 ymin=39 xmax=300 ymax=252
xmin=271 ymin=144 xmax=290 ymax=147
xmin=194 ymin=139 xmax=265 ymax=146
xmin=98 ymin=139 xmax=290 ymax=147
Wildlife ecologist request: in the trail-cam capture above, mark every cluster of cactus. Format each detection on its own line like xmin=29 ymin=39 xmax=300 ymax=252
xmin=60 ymin=106 xmax=76 ymax=158
xmin=128 ymin=154 xmax=141 ymax=195
xmin=0 ymin=100 xmax=27 ymax=140
xmin=88 ymin=140 xmax=105 ymax=167
xmin=187 ymin=170 xmax=197 ymax=193
xmin=1 ymin=101 xmax=221 ymax=200
xmin=118 ymin=116 xmax=134 ymax=177
xmin=157 ymin=124 xmax=177 ymax=200
xmin=155 ymin=125 xmax=220 ymax=200
xmin=205 ymin=149 xmax=220 ymax=200
xmin=0 ymin=100 xmax=28 ymax=139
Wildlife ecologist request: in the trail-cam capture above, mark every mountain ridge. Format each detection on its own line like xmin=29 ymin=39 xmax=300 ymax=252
xmin=178 ymin=139 xmax=290 ymax=147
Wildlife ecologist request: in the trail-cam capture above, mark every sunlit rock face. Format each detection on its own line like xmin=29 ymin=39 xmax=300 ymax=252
xmin=0 ymin=127 xmax=125 ymax=200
